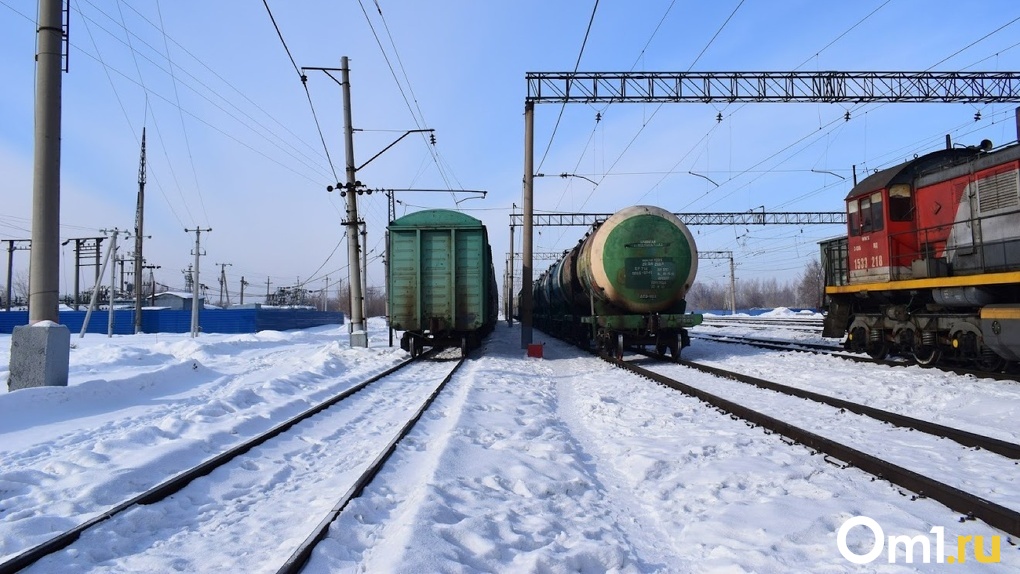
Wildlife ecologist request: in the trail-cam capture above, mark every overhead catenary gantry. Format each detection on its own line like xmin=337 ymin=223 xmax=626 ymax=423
xmin=510 ymin=211 xmax=845 ymax=228
xmin=519 ymin=70 xmax=1020 ymax=348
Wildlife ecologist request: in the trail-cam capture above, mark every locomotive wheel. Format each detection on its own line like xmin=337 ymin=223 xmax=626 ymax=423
xmin=974 ymin=350 xmax=1005 ymax=372
xmin=866 ymin=339 xmax=889 ymax=360
xmin=912 ymin=345 xmax=941 ymax=367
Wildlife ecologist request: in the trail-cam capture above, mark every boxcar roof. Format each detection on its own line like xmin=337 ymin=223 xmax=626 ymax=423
xmin=389 ymin=208 xmax=483 ymax=229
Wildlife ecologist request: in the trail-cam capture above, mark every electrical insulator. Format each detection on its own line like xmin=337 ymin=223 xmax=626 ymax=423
xmin=430 ymin=133 xmax=436 ymax=145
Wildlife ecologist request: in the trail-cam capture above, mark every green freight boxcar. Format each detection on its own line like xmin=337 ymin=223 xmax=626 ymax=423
xmin=387 ymin=209 xmax=498 ymax=357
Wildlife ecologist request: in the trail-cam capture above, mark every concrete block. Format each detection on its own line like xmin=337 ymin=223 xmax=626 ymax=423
xmin=7 ymin=322 xmax=70 ymax=391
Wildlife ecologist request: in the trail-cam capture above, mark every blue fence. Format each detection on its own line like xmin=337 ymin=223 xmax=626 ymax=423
xmin=0 ymin=307 xmax=345 ymax=335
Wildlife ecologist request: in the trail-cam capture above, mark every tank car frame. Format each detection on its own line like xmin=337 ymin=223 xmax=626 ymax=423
xmin=530 ymin=205 xmax=703 ymax=361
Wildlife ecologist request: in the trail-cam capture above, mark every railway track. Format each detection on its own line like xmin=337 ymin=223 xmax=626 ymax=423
xmin=699 ymin=315 xmax=823 ymax=333
xmin=1 ymin=353 xmax=464 ymax=574
xmin=610 ymin=352 xmax=1020 ymax=539
xmin=691 ymin=331 xmax=1020 ymax=382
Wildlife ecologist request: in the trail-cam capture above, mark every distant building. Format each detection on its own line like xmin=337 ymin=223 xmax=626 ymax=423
xmin=152 ymin=291 xmax=205 ymax=311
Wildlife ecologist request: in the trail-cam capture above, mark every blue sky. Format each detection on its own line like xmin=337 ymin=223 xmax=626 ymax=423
xmin=2 ymin=1 xmax=1020 ymax=304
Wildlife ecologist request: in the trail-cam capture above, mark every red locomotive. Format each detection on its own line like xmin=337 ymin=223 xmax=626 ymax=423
xmin=821 ymin=126 xmax=1020 ymax=371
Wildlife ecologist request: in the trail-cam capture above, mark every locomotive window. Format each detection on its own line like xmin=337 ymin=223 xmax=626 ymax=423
xmin=888 ymin=184 xmax=913 ymax=221
xmin=860 ymin=197 xmax=873 ymax=232
xmin=847 ymin=201 xmax=860 ymax=236
xmin=869 ymin=191 xmax=884 ymax=232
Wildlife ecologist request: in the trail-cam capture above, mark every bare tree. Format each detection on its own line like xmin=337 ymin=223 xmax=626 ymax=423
xmin=12 ymin=271 xmax=30 ymax=306
xmin=797 ymin=258 xmax=825 ymax=309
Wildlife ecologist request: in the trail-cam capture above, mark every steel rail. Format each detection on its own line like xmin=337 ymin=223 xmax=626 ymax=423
xmin=0 ymin=355 xmax=423 ymax=574
xmin=614 ymin=358 xmax=1020 ymax=537
xmin=670 ymin=357 xmax=1020 ymax=459
xmin=691 ymin=331 xmax=1020 ymax=382
xmin=276 ymin=355 xmax=466 ymax=573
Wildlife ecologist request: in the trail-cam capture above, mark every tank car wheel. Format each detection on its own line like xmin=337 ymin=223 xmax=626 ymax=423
xmin=668 ymin=339 xmax=681 ymax=362
xmin=615 ymin=334 xmax=625 ymax=361
xmin=655 ymin=342 xmax=668 ymax=357
xmin=912 ymin=345 xmax=941 ymax=367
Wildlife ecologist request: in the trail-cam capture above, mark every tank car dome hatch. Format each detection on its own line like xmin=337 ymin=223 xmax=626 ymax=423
xmin=577 ymin=205 xmax=698 ymax=314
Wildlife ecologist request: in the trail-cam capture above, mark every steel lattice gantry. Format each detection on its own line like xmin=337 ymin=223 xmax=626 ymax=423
xmin=509 ymin=211 xmax=845 ymax=227
xmin=517 ymin=70 xmax=1020 ymax=348
xmin=526 ymin=71 xmax=1020 ymax=104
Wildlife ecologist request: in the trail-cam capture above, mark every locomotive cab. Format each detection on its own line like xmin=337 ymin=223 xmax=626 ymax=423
xmin=845 ymin=184 xmax=918 ymax=283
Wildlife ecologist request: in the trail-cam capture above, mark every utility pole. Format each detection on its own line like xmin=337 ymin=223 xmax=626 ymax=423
xmin=340 ymin=56 xmax=367 ymax=347
xmin=133 ymin=128 xmax=146 ymax=333
xmin=323 ymin=276 xmax=329 ymax=312
xmin=521 ymin=100 xmax=535 ymax=348
xmin=303 ymin=59 xmax=437 ymax=346
xmin=729 ymin=255 xmax=737 ymax=315
xmin=98 ymin=228 xmax=120 ymax=337
xmin=144 ymin=264 xmax=160 ymax=306
xmin=216 ymin=262 xmax=232 ymax=307
xmin=5 ymin=239 xmax=31 ymax=312
xmin=186 ymin=228 xmax=211 ymax=337
xmin=360 ymin=221 xmax=368 ymax=327
xmin=265 ymin=276 xmax=271 ymax=303
xmin=240 ymin=276 xmax=249 ymax=305
xmin=9 ymin=0 xmax=70 ymax=390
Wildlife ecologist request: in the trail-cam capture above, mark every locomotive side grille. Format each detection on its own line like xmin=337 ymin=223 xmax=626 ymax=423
xmin=976 ymin=170 xmax=1019 ymax=213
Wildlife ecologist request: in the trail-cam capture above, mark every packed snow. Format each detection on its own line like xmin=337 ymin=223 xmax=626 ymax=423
xmin=1 ymin=311 xmax=1018 ymax=572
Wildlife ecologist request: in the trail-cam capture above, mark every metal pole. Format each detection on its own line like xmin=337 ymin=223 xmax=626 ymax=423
xmin=187 ymin=228 xmax=210 ymax=337
xmin=361 ymin=222 xmax=368 ymax=327
xmin=28 ymin=0 xmax=63 ymax=324
xmin=192 ymin=230 xmax=200 ymax=336
xmin=508 ymin=218 xmax=515 ymax=326
xmin=72 ymin=239 xmax=81 ymax=310
xmin=5 ymin=241 xmax=14 ymax=311
xmin=729 ymin=254 xmax=737 ymax=315
xmin=80 ymin=238 xmax=115 ymax=338
xmin=108 ymin=231 xmax=118 ymax=336
xmin=134 ymin=129 xmax=146 ymax=333
xmin=341 ymin=56 xmax=367 ymax=347
xmin=521 ymin=100 xmax=535 ymax=348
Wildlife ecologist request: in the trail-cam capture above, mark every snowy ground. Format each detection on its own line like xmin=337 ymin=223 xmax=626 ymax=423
xmin=1 ymin=312 xmax=1018 ymax=572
